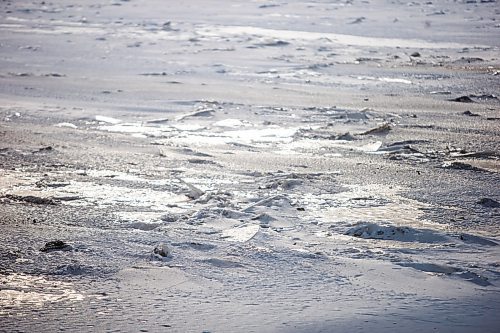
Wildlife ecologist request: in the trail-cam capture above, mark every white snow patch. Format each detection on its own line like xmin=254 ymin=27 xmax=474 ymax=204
xmin=379 ymin=77 xmax=412 ymax=84
xmin=213 ymin=118 xmax=252 ymax=128
xmin=221 ymin=225 xmax=260 ymax=242
xmin=95 ymin=115 xmax=121 ymax=124
xmin=170 ymin=124 xmax=206 ymax=131
xmin=357 ymin=76 xmax=412 ymax=85
xmin=54 ymin=122 xmax=78 ymax=129
xmin=357 ymin=141 xmax=383 ymax=152
xmin=84 ymin=170 xmax=172 ymax=186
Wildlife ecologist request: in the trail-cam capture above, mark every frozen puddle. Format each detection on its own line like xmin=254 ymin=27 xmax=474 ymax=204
xmin=52 ymin=181 xmax=188 ymax=210
xmin=320 ymin=184 xmax=439 ymax=229
xmin=0 ymin=273 xmax=85 ymax=316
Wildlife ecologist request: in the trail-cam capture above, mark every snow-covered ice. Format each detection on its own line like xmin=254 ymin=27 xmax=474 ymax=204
xmin=0 ymin=0 xmax=499 ymax=332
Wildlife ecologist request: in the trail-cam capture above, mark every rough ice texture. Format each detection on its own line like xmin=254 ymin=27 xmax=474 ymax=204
xmin=0 ymin=0 xmax=499 ymax=332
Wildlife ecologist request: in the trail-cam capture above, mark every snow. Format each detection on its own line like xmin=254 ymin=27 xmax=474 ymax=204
xmin=0 ymin=0 xmax=499 ymax=332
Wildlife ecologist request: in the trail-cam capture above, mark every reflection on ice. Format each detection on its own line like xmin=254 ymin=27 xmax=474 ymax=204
xmin=100 ymin=120 xmax=299 ymax=146
xmin=54 ymin=181 xmax=188 ymax=210
xmin=0 ymin=273 xmax=84 ymax=316
xmin=320 ymin=184 xmax=438 ymax=229
xmin=356 ymin=76 xmax=412 ymax=85
xmin=197 ymin=25 xmax=475 ymax=49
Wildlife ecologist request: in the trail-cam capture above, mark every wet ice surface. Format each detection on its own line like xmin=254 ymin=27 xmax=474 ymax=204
xmin=1 ymin=0 xmax=500 ymax=332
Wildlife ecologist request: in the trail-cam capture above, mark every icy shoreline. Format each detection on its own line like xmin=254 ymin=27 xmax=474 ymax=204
xmin=1 ymin=0 xmax=499 ymax=332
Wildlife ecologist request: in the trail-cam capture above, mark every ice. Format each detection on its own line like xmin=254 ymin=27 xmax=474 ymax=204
xmin=198 ymin=25 xmax=477 ymax=49
xmin=1 ymin=0 xmax=499 ymax=331
xmin=345 ymin=223 xmax=451 ymax=243
xmin=213 ymin=118 xmax=252 ymax=128
xmin=94 ymin=115 xmax=121 ymax=124
xmin=221 ymin=225 xmax=260 ymax=242
xmin=0 ymin=273 xmax=85 ymax=315
xmin=54 ymin=122 xmax=78 ymax=129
